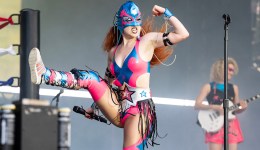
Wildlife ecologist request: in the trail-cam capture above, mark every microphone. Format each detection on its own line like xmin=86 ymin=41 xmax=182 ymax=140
xmin=222 ymin=14 xmax=231 ymax=25
xmin=52 ymin=89 xmax=64 ymax=101
xmin=73 ymin=106 xmax=109 ymax=124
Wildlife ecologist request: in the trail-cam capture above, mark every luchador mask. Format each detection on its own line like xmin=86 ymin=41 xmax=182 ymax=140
xmin=116 ymin=1 xmax=142 ymax=32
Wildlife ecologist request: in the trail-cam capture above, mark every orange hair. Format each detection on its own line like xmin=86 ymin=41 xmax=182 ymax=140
xmin=102 ymin=17 xmax=173 ymax=67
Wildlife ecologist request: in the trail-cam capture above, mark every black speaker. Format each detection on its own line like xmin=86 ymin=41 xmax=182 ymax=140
xmin=13 ymin=99 xmax=58 ymax=150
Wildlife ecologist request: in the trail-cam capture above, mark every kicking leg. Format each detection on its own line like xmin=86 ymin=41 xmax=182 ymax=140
xmin=28 ymin=48 xmax=122 ymax=126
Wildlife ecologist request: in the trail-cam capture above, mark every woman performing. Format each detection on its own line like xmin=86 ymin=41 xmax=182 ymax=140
xmin=28 ymin=1 xmax=189 ymax=149
xmin=195 ymin=58 xmax=247 ymax=150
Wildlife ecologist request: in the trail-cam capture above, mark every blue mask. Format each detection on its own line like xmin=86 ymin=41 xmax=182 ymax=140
xmin=116 ymin=1 xmax=142 ymax=32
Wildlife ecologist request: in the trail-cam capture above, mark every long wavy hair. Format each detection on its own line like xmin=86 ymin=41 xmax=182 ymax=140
xmin=210 ymin=57 xmax=239 ymax=82
xmin=102 ymin=17 xmax=173 ymax=67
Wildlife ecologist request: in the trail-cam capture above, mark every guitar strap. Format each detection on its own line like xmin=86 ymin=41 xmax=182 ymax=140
xmin=213 ymin=83 xmax=217 ymax=95
xmin=212 ymin=83 xmax=219 ymax=102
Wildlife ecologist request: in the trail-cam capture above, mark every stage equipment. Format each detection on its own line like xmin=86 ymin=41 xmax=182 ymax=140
xmin=58 ymin=108 xmax=71 ymax=150
xmin=13 ymin=99 xmax=58 ymax=150
xmin=222 ymin=14 xmax=231 ymax=150
xmin=20 ymin=9 xmax=40 ymax=100
xmin=0 ymin=104 xmax=16 ymax=150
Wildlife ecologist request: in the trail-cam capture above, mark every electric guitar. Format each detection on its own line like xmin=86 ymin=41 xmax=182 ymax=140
xmin=197 ymin=93 xmax=260 ymax=132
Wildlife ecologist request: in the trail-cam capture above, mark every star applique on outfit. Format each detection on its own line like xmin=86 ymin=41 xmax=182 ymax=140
xmin=140 ymin=90 xmax=147 ymax=98
xmin=120 ymin=86 xmax=135 ymax=103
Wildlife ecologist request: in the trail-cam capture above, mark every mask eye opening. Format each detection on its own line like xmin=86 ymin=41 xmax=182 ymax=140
xmin=123 ymin=17 xmax=132 ymax=22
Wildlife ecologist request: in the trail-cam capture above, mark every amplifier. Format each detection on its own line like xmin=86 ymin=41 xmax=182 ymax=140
xmin=13 ymin=99 xmax=58 ymax=150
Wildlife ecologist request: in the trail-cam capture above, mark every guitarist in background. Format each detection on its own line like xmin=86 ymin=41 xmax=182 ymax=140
xmin=195 ymin=57 xmax=247 ymax=150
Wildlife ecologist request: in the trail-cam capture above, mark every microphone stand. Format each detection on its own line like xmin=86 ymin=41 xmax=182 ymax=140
xmin=223 ymin=14 xmax=231 ymax=150
xmin=55 ymin=95 xmax=60 ymax=108
xmin=51 ymin=89 xmax=64 ymax=108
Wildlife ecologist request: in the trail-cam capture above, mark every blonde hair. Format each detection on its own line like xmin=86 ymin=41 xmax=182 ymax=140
xmin=210 ymin=57 xmax=239 ymax=82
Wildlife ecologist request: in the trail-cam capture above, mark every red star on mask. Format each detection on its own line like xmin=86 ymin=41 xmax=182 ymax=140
xmin=120 ymin=86 xmax=135 ymax=103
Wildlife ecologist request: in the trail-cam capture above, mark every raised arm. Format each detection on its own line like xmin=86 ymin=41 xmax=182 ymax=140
xmin=143 ymin=5 xmax=189 ymax=49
